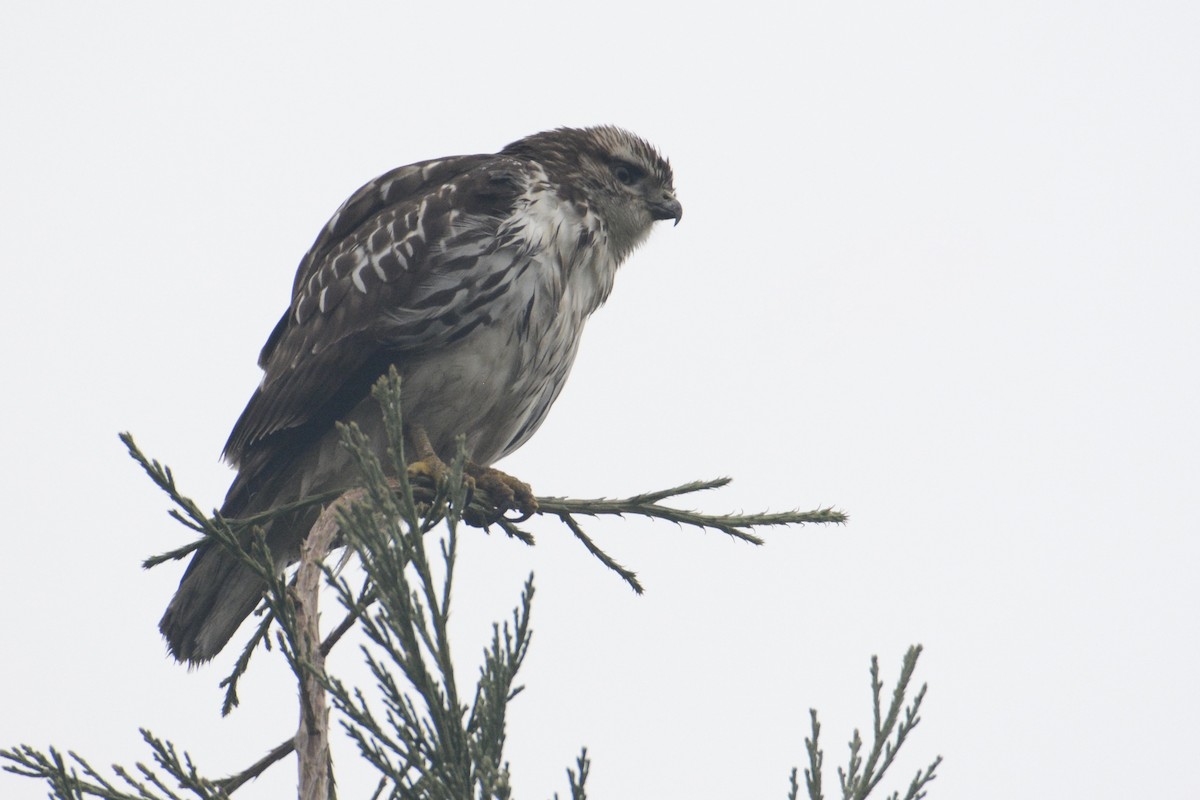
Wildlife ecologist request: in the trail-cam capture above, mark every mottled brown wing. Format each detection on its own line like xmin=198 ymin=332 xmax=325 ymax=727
xmin=222 ymin=153 xmax=538 ymax=465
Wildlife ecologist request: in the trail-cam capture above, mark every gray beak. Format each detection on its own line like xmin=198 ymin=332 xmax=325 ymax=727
xmin=648 ymin=191 xmax=683 ymax=226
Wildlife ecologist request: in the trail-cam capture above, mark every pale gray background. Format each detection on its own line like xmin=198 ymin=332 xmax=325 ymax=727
xmin=2 ymin=2 xmax=1197 ymax=798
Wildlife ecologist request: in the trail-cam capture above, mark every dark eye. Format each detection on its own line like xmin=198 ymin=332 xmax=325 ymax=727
xmin=611 ymin=162 xmax=642 ymax=185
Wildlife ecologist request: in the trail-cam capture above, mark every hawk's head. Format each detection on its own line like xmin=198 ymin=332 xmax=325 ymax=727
xmin=502 ymin=125 xmax=681 ymax=261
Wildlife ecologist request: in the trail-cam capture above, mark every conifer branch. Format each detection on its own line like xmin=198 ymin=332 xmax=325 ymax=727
xmin=5 ymin=372 xmax=905 ymax=800
xmin=293 ymin=499 xmax=340 ymax=800
xmin=800 ymin=708 xmax=824 ymax=800
xmin=216 ymin=739 xmax=294 ymax=795
xmin=553 ymin=748 xmax=591 ymax=800
xmin=558 ymin=512 xmax=644 ymax=593
xmin=537 ymin=484 xmax=845 ymax=544
xmin=131 ymin=427 xmax=844 ymax=608
xmin=797 ymin=646 xmax=941 ymax=800
xmin=0 ymin=730 xmax=229 ymax=800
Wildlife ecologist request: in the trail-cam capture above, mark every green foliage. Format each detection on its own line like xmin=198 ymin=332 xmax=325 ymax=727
xmin=316 ymin=375 xmax=535 ymax=798
xmin=789 ymin=647 xmax=942 ymax=800
xmin=1 ymin=370 xmax=916 ymax=799
xmin=1 ymin=729 xmax=228 ymax=800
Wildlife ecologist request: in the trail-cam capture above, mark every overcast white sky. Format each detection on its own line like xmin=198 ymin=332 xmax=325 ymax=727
xmin=2 ymin=2 xmax=1198 ymax=798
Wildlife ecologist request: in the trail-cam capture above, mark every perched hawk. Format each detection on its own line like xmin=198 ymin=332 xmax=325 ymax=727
xmin=160 ymin=126 xmax=681 ymax=663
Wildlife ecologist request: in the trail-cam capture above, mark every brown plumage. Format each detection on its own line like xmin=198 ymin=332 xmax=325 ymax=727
xmin=160 ymin=126 xmax=681 ymax=663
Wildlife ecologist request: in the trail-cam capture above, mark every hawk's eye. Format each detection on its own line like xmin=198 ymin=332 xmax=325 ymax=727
xmin=611 ymin=162 xmax=642 ymax=186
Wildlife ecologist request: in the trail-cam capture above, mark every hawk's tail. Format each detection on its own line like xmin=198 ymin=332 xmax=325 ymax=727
xmin=158 ymin=541 xmax=269 ymax=665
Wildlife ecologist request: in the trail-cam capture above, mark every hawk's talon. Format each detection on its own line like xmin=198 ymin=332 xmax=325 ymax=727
xmin=504 ymin=507 xmax=536 ymax=524
xmin=466 ymin=463 xmax=538 ymax=521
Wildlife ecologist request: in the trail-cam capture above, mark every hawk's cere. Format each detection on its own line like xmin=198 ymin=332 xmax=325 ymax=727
xmin=160 ymin=126 xmax=682 ymax=663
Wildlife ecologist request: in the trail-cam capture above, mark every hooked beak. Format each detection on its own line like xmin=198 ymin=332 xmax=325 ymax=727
xmin=648 ymin=191 xmax=683 ymax=226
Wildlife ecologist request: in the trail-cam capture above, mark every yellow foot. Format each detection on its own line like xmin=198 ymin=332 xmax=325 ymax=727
xmin=406 ymin=454 xmax=450 ymax=486
xmin=466 ymin=464 xmax=539 ymax=520
xmin=405 ymin=454 xmax=477 ymax=498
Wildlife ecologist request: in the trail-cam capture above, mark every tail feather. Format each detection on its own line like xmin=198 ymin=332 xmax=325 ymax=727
xmin=159 ymin=396 xmax=372 ymax=663
xmin=158 ymin=543 xmax=268 ymax=664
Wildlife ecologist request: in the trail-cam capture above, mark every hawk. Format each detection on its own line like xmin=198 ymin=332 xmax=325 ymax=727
xmin=160 ymin=126 xmax=681 ymax=663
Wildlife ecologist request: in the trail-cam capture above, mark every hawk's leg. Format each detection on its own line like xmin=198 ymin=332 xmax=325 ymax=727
xmin=406 ymin=426 xmax=456 ymax=489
